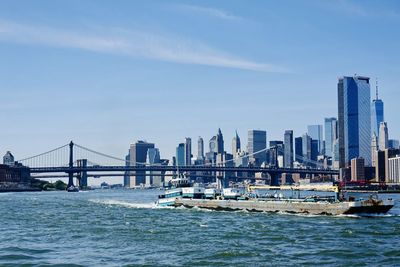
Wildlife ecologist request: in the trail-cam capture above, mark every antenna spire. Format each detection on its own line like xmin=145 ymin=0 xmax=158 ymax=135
xmin=375 ymin=78 xmax=379 ymax=100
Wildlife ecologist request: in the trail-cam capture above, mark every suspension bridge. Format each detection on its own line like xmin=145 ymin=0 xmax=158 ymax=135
xmin=16 ymin=141 xmax=339 ymax=187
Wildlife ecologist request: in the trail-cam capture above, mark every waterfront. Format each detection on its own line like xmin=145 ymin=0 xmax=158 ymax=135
xmin=0 ymin=190 xmax=399 ymax=266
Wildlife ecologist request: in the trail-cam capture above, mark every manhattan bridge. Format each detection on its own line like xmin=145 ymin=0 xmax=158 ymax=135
xmin=16 ymin=141 xmax=339 ymax=188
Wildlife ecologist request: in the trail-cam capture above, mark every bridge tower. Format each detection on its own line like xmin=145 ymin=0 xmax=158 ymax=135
xmin=67 ymin=141 xmax=74 ymax=188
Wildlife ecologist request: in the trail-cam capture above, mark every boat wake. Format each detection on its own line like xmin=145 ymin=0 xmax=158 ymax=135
xmin=89 ymin=199 xmax=158 ymax=209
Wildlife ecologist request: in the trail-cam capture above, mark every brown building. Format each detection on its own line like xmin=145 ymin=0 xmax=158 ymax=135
xmin=351 ymin=157 xmax=365 ymax=181
xmin=0 ymin=164 xmax=30 ymax=184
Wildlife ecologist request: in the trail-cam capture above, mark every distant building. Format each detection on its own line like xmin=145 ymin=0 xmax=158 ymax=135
xmin=146 ymin=148 xmax=161 ymax=187
xmin=375 ymin=148 xmax=400 ymax=182
xmin=197 ymin=137 xmax=204 ymax=160
xmin=232 ymin=131 xmax=241 ymax=156
xmin=294 ymin=137 xmax=303 ymax=163
xmin=371 ymin=81 xmax=384 ymax=137
xmin=3 ymin=151 xmax=14 ymax=166
xmin=283 ymin=130 xmax=293 ymax=168
xmin=338 ymin=76 xmax=372 ymax=167
xmin=185 ymin=137 xmax=192 ymax=165
xmin=389 ymin=139 xmax=400 ymax=149
xmin=129 ymin=141 xmax=155 ymax=187
xmin=302 ymin=134 xmax=312 ymax=165
xmin=371 ymin=133 xmax=378 ymax=167
xmin=176 ymin=143 xmax=185 ymax=166
xmin=248 ymin=130 xmax=267 ymax=166
xmin=388 ymin=156 xmax=400 ymax=183
xmin=307 ymin=125 xmax=323 ymax=155
xmin=216 ymin=128 xmax=224 ymax=154
xmin=209 ymin=136 xmax=217 ymax=153
xmin=324 ymin=118 xmax=337 ymax=158
xmin=351 ymin=158 xmax=365 ymax=181
xmin=378 ymin=122 xmax=389 ymax=150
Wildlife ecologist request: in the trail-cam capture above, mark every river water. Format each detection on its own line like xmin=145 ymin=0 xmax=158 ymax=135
xmin=0 ymin=190 xmax=399 ymax=266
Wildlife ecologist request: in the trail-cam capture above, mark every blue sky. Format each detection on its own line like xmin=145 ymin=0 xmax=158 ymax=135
xmin=1 ymin=0 xmax=400 ymax=163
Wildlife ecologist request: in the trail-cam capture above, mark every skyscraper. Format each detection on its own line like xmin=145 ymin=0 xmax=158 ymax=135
xmin=216 ymin=128 xmax=224 ymax=154
xmin=338 ymin=76 xmax=372 ymax=168
xmin=209 ymin=136 xmax=217 ymax=153
xmin=371 ymin=133 xmax=378 ymax=167
xmin=284 ymin=130 xmax=294 ymax=168
xmin=307 ymin=125 xmax=323 ymax=155
xmin=302 ymin=133 xmax=312 ymax=165
xmin=371 ymin=80 xmax=384 ymax=137
xmin=232 ymin=131 xmax=241 ymax=156
xmin=324 ymin=117 xmax=337 ymax=158
xmin=185 ymin=137 xmax=192 ymax=165
xmin=388 ymin=139 xmax=400 ymax=149
xmin=379 ymin=122 xmax=389 ymax=150
xmin=247 ymin=130 xmax=267 ymax=166
xmin=146 ymin=148 xmax=161 ymax=186
xmin=129 ymin=141 xmax=155 ymax=187
xmin=176 ymin=143 xmax=185 ymax=166
xmin=295 ymin=137 xmax=303 ymax=163
xmin=197 ymin=137 xmax=204 ymax=160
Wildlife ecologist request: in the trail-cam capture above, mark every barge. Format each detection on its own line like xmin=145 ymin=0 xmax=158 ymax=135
xmin=157 ymin=184 xmax=395 ymax=215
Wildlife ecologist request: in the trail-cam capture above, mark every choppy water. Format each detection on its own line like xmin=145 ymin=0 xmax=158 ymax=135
xmin=1 ymin=190 xmax=399 ymax=266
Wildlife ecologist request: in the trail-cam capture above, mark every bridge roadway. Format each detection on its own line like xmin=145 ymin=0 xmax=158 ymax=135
xmin=30 ymin=165 xmax=339 ymax=176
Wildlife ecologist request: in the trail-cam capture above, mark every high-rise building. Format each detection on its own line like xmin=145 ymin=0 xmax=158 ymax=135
xmin=129 ymin=141 xmax=155 ymax=187
xmin=371 ymin=133 xmax=378 ymax=167
xmin=324 ymin=118 xmax=337 ymax=158
xmin=284 ymin=130 xmax=294 ymax=168
xmin=379 ymin=122 xmax=389 ymax=151
xmin=247 ymin=130 xmax=267 ymax=166
xmin=371 ymin=80 xmax=384 ymax=137
xmin=176 ymin=143 xmax=185 ymax=166
xmin=232 ymin=131 xmax=241 ymax=156
xmin=185 ymin=137 xmax=192 ymax=165
xmin=209 ymin=136 xmax=217 ymax=153
xmin=338 ymin=76 xmax=372 ymax=167
xmin=216 ymin=128 xmax=224 ymax=154
xmin=388 ymin=156 xmax=400 ymax=183
xmin=146 ymin=148 xmax=161 ymax=186
xmin=351 ymin=157 xmax=365 ymax=181
xmin=124 ymin=152 xmax=130 ymax=187
xmin=197 ymin=137 xmax=204 ymax=160
xmin=389 ymin=139 xmax=400 ymax=149
xmin=302 ymin=134 xmax=312 ymax=164
xmin=307 ymin=125 xmax=323 ymax=155
xmin=295 ymin=137 xmax=303 ymax=163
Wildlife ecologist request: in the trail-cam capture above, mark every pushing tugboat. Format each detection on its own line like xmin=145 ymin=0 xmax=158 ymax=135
xmin=157 ymin=182 xmax=394 ymax=215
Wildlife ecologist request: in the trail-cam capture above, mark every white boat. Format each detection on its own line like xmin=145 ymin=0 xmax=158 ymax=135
xmin=204 ymin=188 xmax=222 ymax=199
xmin=222 ymin=188 xmax=245 ymax=200
xmin=182 ymin=186 xmax=205 ymax=198
xmin=157 ymin=188 xmax=182 ymax=206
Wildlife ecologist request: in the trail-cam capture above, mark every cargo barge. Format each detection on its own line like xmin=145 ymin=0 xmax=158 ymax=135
xmin=157 ymin=183 xmax=395 ymax=215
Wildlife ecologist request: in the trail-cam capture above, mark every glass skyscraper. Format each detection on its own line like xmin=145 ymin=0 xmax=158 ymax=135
xmin=324 ymin=117 xmax=337 ymax=159
xmin=338 ymin=76 xmax=372 ymax=168
xmin=247 ymin=130 xmax=267 ymax=166
xmin=284 ymin=130 xmax=294 ymax=168
xmin=307 ymin=125 xmax=323 ymax=155
xmin=371 ymin=83 xmax=384 ymax=137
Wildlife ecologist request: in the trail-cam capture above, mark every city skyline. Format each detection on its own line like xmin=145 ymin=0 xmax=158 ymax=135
xmin=1 ymin=0 xmax=400 ymax=162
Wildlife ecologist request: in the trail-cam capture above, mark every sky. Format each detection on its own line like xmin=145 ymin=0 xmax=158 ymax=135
xmin=1 ymin=0 xmax=400 ymax=174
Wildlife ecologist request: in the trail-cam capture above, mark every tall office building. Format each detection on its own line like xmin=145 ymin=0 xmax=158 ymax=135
xmin=216 ymin=128 xmax=224 ymax=154
xmin=307 ymin=125 xmax=323 ymax=155
xmin=185 ymin=137 xmax=192 ymax=165
xmin=247 ymin=130 xmax=267 ymax=166
xmin=302 ymin=134 xmax=312 ymax=163
xmin=197 ymin=137 xmax=204 ymax=160
xmin=371 ymin=80 xmax=384 ymax=137
xmin=232 ymin=131 xmax=241 ymax=156
xmin=176 ymin=143 xmax=185 ymax=166
xmin=209 ymin=136 xmax=217 ymax=153
xmin=129 ymin=141 xmax=155 ymax=187
xmin=389 ymin=139 xmax=400 ymax=149
xmin=338 ymin=76 xmax=372 ymax=168
xmin=379 ymin=122 xmax=389 ymax=150
xmin=324 ymin=118 xmax=337 ymax=158
xmin=284 ymin=130 xmax=294 ymax=168
xmin=295 ymin=137 xmax=303 ymax=163
xmin=146 ymin=148 xmax=161 ymax=186
xmin=371 ymin=133 xmax=378 ymax=167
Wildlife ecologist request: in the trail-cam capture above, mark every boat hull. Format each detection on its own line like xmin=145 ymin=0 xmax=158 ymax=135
xmin=173 ymin=199 xmax=394 ymax=215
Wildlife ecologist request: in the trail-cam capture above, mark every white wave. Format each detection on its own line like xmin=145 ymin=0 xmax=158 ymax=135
xmin=89 ymin=199 xmax=157 ymax=209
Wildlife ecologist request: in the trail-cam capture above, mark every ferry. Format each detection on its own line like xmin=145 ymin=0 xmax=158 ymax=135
xmin=157 ymin=183 xmax=395 ymax=215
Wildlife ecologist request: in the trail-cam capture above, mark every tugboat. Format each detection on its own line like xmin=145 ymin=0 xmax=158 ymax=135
xmin=157 ymin=183 xmax=395 ymax=215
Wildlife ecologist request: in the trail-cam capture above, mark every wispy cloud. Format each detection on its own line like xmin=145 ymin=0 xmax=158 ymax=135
xmin=0 ymin=20 xmax=288 ymax=73
xmin=177 ymin=4 xmax=243 ymax=21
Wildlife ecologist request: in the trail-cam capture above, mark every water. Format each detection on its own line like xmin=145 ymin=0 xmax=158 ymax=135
xmin=1 ymin=190 xmax=399 ymax=266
